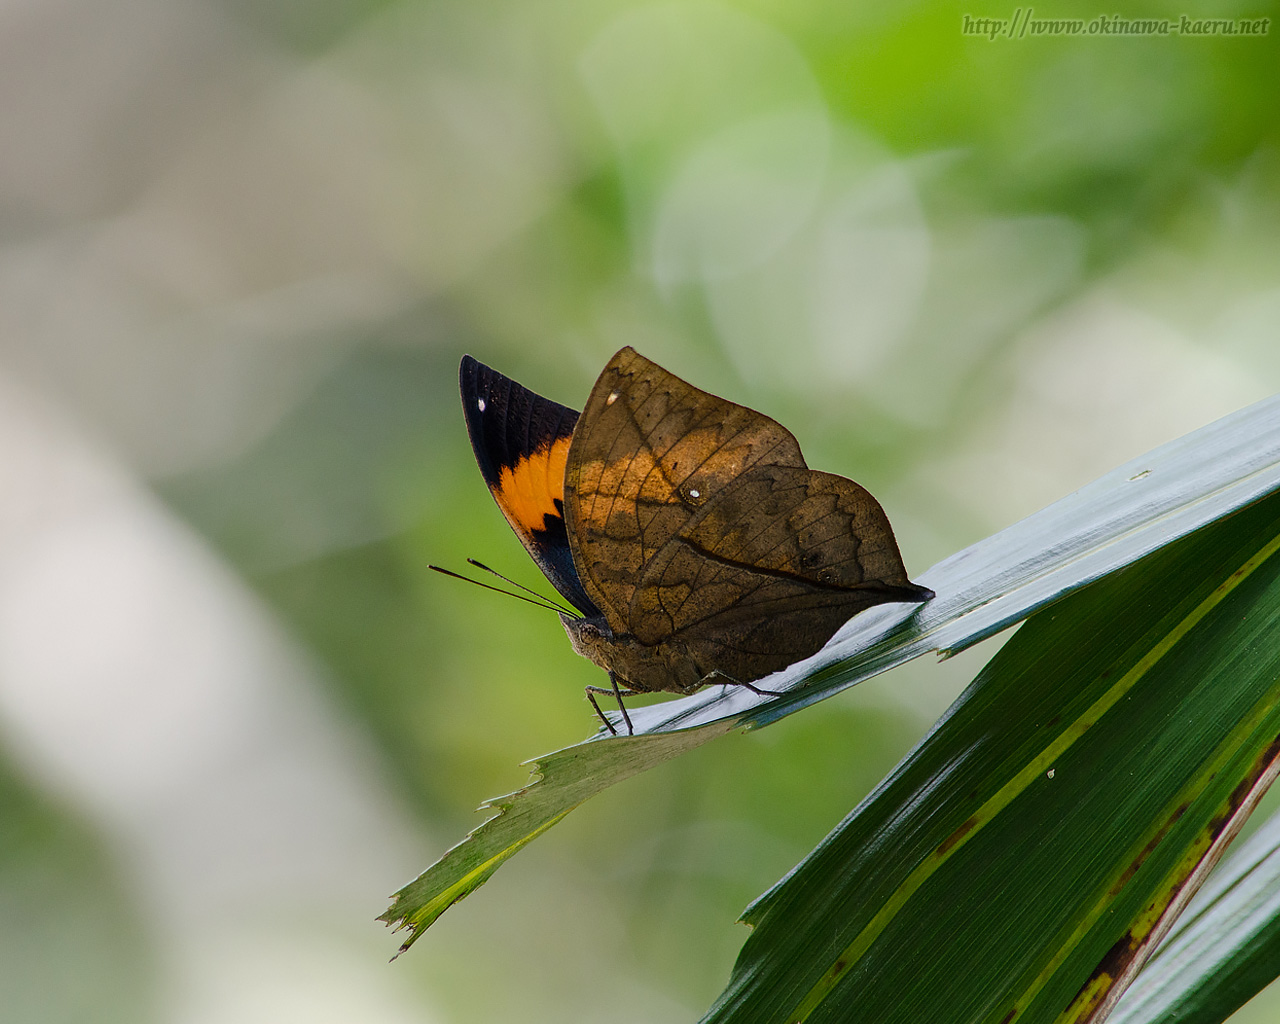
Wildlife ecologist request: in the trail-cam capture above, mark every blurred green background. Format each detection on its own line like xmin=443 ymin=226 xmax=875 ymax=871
xmin=0 ymin=0 xmax=1278 ymax=1021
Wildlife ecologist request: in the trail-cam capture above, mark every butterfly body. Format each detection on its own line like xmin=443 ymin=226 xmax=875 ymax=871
xmin=459 ymin=347 xmax=932 ymax=727
xmin=560 ymin=614 xmax=705 ymax=695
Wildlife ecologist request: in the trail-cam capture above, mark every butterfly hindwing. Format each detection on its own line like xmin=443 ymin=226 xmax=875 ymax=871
xmin=460 ymin=355 xmax=599 ymax=617
xmin=631 ymin=464 xmax=931 ymax=680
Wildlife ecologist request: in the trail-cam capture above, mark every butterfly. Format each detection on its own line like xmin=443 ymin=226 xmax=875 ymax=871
xmin=454 ymin=347 xmax=933 ymax=734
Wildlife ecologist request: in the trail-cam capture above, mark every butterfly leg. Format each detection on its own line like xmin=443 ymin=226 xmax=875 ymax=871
xmin=584 ymin=688 xmax=616 ymax=735
xmin=611 ymin=673 xmax=636 ymax=735
xmin=703 ymin=671 xmax=787 ymax=699
xmin=585 ymin=674 xmax=639 ymax=735
xmin=737 ymin=679 xmax=787 ymax=698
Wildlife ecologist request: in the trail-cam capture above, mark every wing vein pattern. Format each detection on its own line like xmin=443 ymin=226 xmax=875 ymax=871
xmin=562 ymin=348 xmax=929 ymax=688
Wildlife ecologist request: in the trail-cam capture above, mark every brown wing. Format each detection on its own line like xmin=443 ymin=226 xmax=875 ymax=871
xmin=563 ymin=347 xmax=806 ymax=630
xmin=630 ymin=464 xmax=931 ymax=682
xmin=564 ymin=348 xmax=930 ymax=685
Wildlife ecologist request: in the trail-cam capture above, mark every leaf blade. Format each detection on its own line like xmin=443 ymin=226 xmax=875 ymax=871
xmin=379 ymin=720 xmax=733 ymax=952
xmin=702 ymin=489 xmax=1280 ymax=1024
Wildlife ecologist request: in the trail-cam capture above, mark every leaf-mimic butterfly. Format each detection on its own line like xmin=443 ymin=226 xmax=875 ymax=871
xmin=451 ymin=347 xmax=933 ymax=733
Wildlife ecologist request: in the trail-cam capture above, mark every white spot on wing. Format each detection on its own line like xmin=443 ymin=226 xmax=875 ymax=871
xmin=477 ymin=398 xmax=486 ymax=412
xmin=689 ymin=489 xmax=700 ymax=499
xmin=606 ymin=392 xmax=619 ymax=405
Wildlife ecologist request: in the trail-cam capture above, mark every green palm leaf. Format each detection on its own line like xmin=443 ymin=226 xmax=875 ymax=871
xmin=705 ymin=488 xmax=1280 ymax=1023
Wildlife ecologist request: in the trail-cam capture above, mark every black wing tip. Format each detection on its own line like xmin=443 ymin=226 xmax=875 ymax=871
xmin=459 ymin=355 xmax=504 ymax=488
xmin=459 ymin=353 xmax=490 ymax=378
xmin=460 ymin=353 xmax=518 ymax=396
xmin=459 ymin=353 xmax=499 ymax=400
xmin=458 ymin=354 xmax=487 ymax=420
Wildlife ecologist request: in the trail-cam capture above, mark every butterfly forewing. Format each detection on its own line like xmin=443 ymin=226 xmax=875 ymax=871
xmin=564 ymin=347 xmax=805 ymax=629
xmin=460 ymin=355 xmax=600 ymax=618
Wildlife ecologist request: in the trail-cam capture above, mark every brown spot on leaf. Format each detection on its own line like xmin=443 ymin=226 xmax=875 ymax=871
xmin=1210 ymin=735 xmax=1280 ymax=838
xmin=937 ymin=816 xmax=979 ymax=856
xmin=1077 ymin=929 xmax=1140 ymax=1004
xmin=1108 ymin=803 xmax=1189 ymax=897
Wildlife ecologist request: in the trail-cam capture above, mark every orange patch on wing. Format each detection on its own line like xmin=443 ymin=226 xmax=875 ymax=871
xmin=492 ymin=436 xmax=571 ymax=537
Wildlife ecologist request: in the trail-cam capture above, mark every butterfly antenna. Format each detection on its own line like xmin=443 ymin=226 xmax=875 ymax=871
xmin=466 ymin=559 xmax=576 ymax=616
xmin=428 ymin=565 xmax=568 ymax=615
